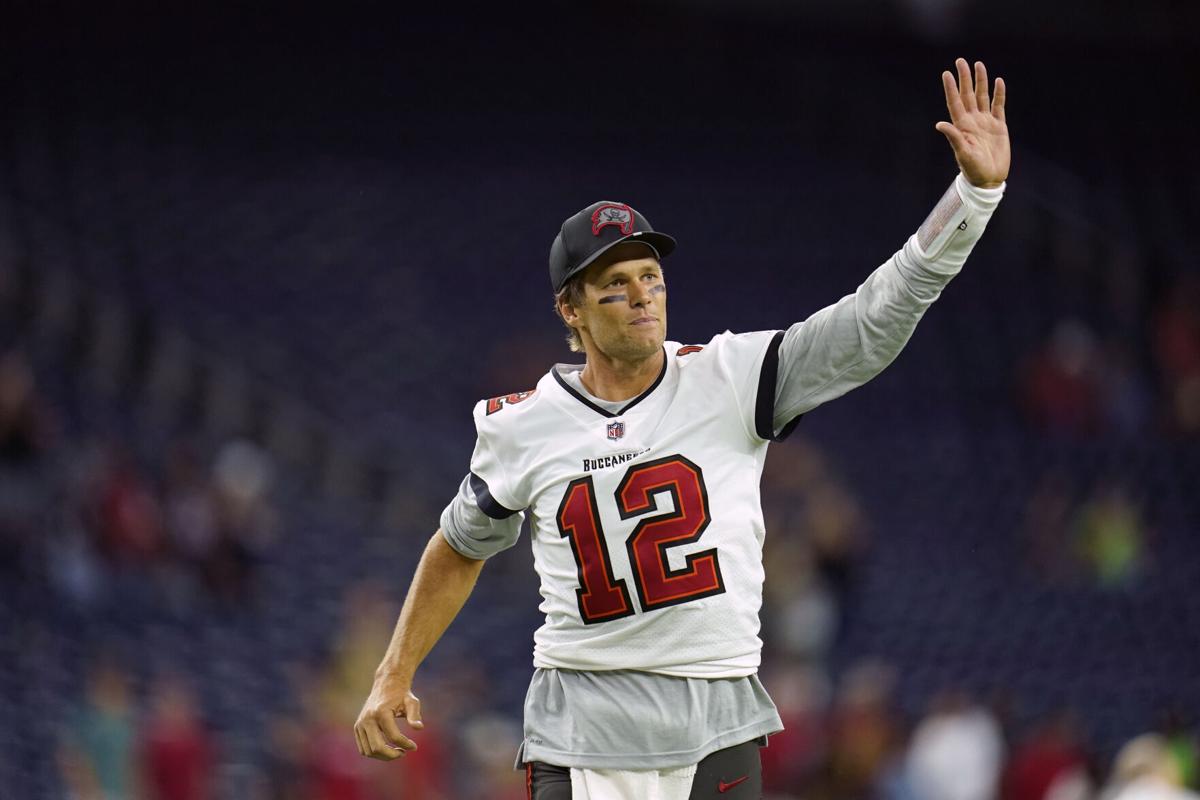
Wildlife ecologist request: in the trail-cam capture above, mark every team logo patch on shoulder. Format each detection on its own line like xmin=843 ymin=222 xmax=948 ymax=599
xmin=606 ymin=420 xmax=625 ymax=440
xmin=485 ymin=390 xmax=535 ymax=415
xmin=676 ymin=345 xmax=704 ymax=356
xmin=591 ymin=203 xmax=635 ymax=236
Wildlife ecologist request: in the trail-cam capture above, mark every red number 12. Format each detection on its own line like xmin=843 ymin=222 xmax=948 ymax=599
xmin=556 ymin=455 xmax=725 ymax=625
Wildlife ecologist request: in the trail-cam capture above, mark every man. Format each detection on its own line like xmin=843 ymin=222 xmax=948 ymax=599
xmin=356 ymin=58 xmax=1010 ymax=799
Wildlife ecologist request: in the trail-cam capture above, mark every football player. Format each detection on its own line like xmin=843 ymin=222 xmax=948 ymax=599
xmin=356 ymin=58 xmax=1009 ymax=800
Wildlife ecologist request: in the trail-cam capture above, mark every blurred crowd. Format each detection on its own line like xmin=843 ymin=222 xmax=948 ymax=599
xmin=6 ymin=326 xmax=1190 ymax=799
xmin=1016 ymin=240 xmax=1199 ymax=440
xmin=0 ymin=347 xmax=278 ymax=616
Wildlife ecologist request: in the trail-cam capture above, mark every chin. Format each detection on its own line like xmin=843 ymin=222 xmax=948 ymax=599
xmin=605 ymin=337 xmax=662 ymax=362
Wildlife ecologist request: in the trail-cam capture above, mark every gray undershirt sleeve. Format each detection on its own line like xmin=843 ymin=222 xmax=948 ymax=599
xmin=440 ymin=475 xmax=524 ymax=560
xmin=772 ymin=174 xmax=1004 ymax=431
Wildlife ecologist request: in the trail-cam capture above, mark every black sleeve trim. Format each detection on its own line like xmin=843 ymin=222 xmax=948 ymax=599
xmin=754 ymin=330 xmax=804 ymax=442
xmin=774 ymin=414 xmax=804 ymax=442
xmin=469 ymin=472 xmax=519 ymax=520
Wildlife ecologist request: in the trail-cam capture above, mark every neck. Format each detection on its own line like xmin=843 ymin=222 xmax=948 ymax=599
xmin=579 ymin=347 xmax=664 ymax=402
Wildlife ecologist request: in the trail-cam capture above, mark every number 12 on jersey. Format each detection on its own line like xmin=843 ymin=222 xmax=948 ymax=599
xmin=555 ymin=454 xmax=726 ymax=624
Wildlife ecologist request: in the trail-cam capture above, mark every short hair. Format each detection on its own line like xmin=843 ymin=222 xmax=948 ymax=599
xmin=553 ymin=275 xmax=587 ymax=353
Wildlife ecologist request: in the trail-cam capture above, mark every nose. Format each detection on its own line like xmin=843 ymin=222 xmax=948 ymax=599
xmin=628 ymin=281 xmax=652 ymax=307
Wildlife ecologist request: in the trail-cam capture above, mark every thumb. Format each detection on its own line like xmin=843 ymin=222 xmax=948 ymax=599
xmin=935 ymin=121 xmax=966 ymax=152
xmin=404 ymin=695 xmax=424 ymax=729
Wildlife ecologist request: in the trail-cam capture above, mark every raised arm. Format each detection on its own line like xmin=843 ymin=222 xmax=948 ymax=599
xmin=768 ymin=58 xmax=1009 ymax=432
xmin=354 ymin=529 xmax=485 ymax=760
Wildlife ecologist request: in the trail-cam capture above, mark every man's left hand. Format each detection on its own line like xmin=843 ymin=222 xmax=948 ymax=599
xmin=936 ymin=58 xmax=1010 ymax=189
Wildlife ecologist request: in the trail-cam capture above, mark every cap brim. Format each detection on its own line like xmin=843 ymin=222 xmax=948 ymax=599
xmin=556 ymin=231 xmax=677 ymax=291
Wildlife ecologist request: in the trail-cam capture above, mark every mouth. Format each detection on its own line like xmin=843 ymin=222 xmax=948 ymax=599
xmin=630 ymin=317 xmax=658 ymax=327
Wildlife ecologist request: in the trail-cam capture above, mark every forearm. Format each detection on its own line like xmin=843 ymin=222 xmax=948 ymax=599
xmin=374 ymin=530 xmax=485 ymax=683
xmin=773 ymin=173 xmax=1004 ymax=424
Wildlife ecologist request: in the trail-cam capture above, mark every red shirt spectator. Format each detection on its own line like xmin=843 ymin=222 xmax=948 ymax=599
xmin=140 ymin=677 xmax=215 ymax=800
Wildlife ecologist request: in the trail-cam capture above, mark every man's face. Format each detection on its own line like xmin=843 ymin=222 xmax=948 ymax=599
xmin=562 ymin=243 xmax=667 ymax=363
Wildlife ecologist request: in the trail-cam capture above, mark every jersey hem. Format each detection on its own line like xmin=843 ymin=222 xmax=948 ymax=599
xmin=514 ymin=715 xmax=783 ymax=771
xmin=530 ymin=661 xmax=759 ymax=680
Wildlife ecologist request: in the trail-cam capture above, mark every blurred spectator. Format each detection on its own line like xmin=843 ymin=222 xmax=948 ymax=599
xmin=761 ymin=436 xmax=831 ymax=498
xmin=88 ymin=443 xmax=167 ymax=567
xmin=1019 ymin=319 xmax=1104 ymax=437
xmin=139 ymin=674 xmax=216 ymax=800
xmin=1073 ymin=481 xmax=1145 ymax=589
xmin=1003 ymin=712 xmax=1089 ymax=800
xmin=1159 ymin=710 xmax=1199 ymax=790
xmin=262 ymin=665 xmax=318 ymax=800
xmin=208 ymin=439 xmax=278 ymax=604
xmin=906 ymin=689 xmax=1005 ymax=800
xmin=302 ymin=683 xmax=375 ymax=800
xmin=1099 ymin=340 xmax=1153 ymax=436
xmin=459 ymin=713 xmax=526 ymax=800
xmin=1101 ymin=734 xmax=1200 ymax=800
xmin=761 ymin=436 xmax=867 ymax=650
xmin=805 ymin=478 xmax=867 ymax=635
xmin=1151 ymin=274 xmax=1200 ymax=436
xmin=763 ymin=539 xmax=837 ymax=661
xmin=323 ymin=580 xmax=455 ymax=797
xmin=0 ymin=348 xmax=53 ymax=569
xmin=162 ymin=441 xmax=220 ymax=592
xmin=58 ymin=654 xmax=139 ymax=800
xmin=0 ymin=348 xmax=51 ymax=466
xmin=760 ymin=663 xmax=830 ymax=796
xmin=327 ymin=581 xmax=396 ymax=712
xmin=1023 ymin=469 xmax=1078 ymax=584
xmin=826 ymin=660 xmax=899 ymax=800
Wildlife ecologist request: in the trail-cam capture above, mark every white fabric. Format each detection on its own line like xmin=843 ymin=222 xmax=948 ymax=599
xmin=905 ymin=707 xmax=1005 ymax=800
xmin=464 ymin=330 xmax=779 ymax=678
xmin=570 ymin=763 xmax=697 ymax=800
xmin=1109 ymin=777 xmax=1200 ymax=800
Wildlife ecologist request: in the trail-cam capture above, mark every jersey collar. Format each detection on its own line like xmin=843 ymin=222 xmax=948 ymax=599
xmin=550 ymin=349 xmax=668 ymax=419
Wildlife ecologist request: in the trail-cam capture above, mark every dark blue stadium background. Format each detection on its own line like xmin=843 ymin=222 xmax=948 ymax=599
xmin=1 ymin=2 xmax=1198 ymax=798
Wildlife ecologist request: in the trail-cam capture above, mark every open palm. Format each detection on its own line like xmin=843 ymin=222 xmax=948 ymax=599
xmin=936 ymin=58 xmax=1010 ymax=189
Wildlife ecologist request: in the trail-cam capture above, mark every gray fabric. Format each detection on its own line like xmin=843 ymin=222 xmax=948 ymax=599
xmin=517 ymin=668 xmax=782 ymax=770
xmin=773 ymin=238 xmax=976 ymax=432
xmin=439 ymin=474 xmax=523 ymax=560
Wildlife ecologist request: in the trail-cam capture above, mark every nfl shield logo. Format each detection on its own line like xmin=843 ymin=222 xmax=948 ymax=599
xmin=606 ymin=421 xmax=625 ymax=440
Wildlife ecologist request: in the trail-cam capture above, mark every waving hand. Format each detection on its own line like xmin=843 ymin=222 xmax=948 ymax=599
xmin=936 ymin=58 xmax=1010 ymax=189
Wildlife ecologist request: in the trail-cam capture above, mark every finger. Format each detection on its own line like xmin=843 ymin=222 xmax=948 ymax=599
xmin=942 ymin=70 xmax=965 ymax=122
xmin=354 ymin=725 xmax=366 ymax=757
xmin=362 ymin=719 xmax=407 ymax=761
xmin=935 ymin=121 xmax=967 ymax=153
xmin=991 ymin=76 xmax=1006 ymax=121
xmin=974 ymin=61 xmax=989 ymax=112
xmin=379 ymin=710 xmax=419 ymax=751
xmin=403 ymin=695 xmax=424 ymax=730
xmin=956 ymin=58 xmax=976 ymax=111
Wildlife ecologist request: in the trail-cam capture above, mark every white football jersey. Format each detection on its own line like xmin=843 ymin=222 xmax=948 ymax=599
xmin=466 ymin=330 xmax=794 ymax=679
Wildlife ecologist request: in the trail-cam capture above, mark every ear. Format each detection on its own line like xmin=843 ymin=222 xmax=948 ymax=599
xmin=558 ymin=294 xmax=582 ymax=328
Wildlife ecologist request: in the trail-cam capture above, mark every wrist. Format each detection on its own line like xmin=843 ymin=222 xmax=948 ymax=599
xmin=375 ymin=662 xmax=414 ymax=684
xmin=961 ymin=171 xmax=1005 ymax=191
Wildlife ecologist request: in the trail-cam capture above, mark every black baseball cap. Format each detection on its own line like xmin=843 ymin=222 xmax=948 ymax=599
xmin=549 ymin=201 xmax=676 ymax=293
